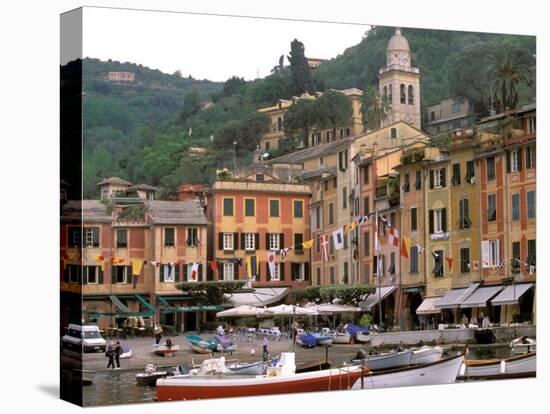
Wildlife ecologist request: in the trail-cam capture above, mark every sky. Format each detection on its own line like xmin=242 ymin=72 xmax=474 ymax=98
xmin=82 ymin=7 xmax=370 ymax=81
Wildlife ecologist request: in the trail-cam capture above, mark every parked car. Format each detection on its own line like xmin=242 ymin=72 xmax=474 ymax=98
xmin=62 ymin=324 xmax=106 ymax=352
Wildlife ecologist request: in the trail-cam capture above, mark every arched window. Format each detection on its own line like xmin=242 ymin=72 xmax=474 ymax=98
xmin=400 ymin=84 xmax=406 ymax=104
xmin=388 ymin=84 xmax=393 ymax=103
xmin=408 ymin=85 xmax=414 ymax=105
xmin=277 ymin=117 xmax=283 ymax=131
xmin=383 ymin=86 xmax=388 ymax=98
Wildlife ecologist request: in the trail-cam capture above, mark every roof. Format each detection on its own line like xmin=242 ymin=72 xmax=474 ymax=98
xmin=269 ymin=138 xmax=354 ymax=165
xmin=61 ymin=200 xmax=112 ymax=222
xmin=126 ymin=184 xmax=158 ymax=192
xmin=388 ymin=28 xmax=410 ymax=51
xmin=97 ymin=177 xmax=133 ymax=187
xmin=147 ymin=200 xmax=208 ymax=225
xmin=178 ymin=184 xmax=208 ymax=193
xmin=301 ymin=165 xmax=337 ymax=181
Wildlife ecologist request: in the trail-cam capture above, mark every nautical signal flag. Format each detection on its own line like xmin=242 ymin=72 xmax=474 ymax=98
xmin=132 ymin=259 xmax=144 ymax=276
xmin=302 ymin=239 xmax=314 ymax=250
xmin=247 ymin=255 xmax=258 ymax=279
xmin=320 ymin=234 xmax=330 ymax=261
xmin=266 ymin=251 xmax=276 ymax=279
xmin=189 ymin=262 xmax=199 ymax=281
xmin=210 ymin=260 xmax=218 ymax=273
xmin=401 ymin=236 xmax=411 ymax=259
xmin=388 ymin=227 xmax=399 ymax=247
xmin=445 ymin=256 xmax=453 ymax=271
xmin=333 ymin=228 xmax=345 ymax=250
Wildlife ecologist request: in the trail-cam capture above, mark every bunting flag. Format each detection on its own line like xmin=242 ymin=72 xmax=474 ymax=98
xmin=301 ymin=239 xmax=314 ymax=250
xmin=333 ymin=228 xmax=345 ymax=250
xmin=445 ymin=256 xmax=453 ymax=271
xmin=189 ymin=262 xmax=199 ymax=281
xmin=529 ymin=265 xmax=536 ymax=275
xmin=279 ymin=248 xmax=291 ymax=262
xmin=132 ymin=259 xmax=144 ymax=276
xmin=210 ymin=260 xmax=218 ymax=273
xmin=148 ymin=260 xmax=161 ymax=267
xmin=400 ymin=236 xmax=410 ymax=259
xmin=342 ymin=224 xmax=348 ymax=235
xmin=247 ymin=255 xmax=258 ymax=279
xmin=110 ymin=256 xmax=125 ymax=264
xmin=266 ymin=251 xmax=276 ymax=279
xmin=359 ymin=215 xmax=368 ymax=226
xmin=417 ymin=244 xmax=425 ymax=255
xmin=498 ymin=260 xmax=504 ymax=270
xmin=349 ymin=220 xmax=357 ymax=232
xmin=387 ymin=227 xmax=399 ymax=247
xmin=320 ymin=234 xmax=330 ymax=261
xmin=92 ymin=255 xmax=105 ymax=271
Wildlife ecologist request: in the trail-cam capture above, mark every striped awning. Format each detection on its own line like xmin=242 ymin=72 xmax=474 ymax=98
xmin=491 ymin=283 xmax=534 ymax=306
xmin=224 ymin=287 xmax=289 ymax=307
xmin=460 ymin=286 xmax=504 ymax=308
xmin=435 ymin=283 xmax=480 ymax=309
xmin=358 ymin=286 xmax=397 ymax=311
xmin=416 ymin=297 xmax=442 ymax=314
xmin=109 ymin=295 xmax=130 ymax=313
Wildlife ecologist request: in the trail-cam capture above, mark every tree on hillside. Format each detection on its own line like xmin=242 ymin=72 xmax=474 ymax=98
xmin=179 ymin=90 xmax=202 ymax=122
xmin=217 ymin=112 xmax=271 ymax=153
xmin=488 ymin=46 xmax=534 ymax=113
xmin=316 ymin=90 xmax=353 ymax=140
xmin=288 ymin=39 xmax=314 ymax=95
xmin=271 ymin=54 xmax=285 ymax=74
xmin=222 ymin=76 xmax=247 ymax=97
xmin=360 ymin=86 xmax=389 ymax=131
xmin=283 ymin=98 xmax=319 ymax=148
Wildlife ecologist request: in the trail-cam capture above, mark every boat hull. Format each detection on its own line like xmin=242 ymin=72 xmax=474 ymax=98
xmin=332 ymin=333 xmax=351 ymax=344
xmin=355 ymin=332 xmax=371 ymax=343
xmin=156 ymin=367 xmax=364 ymax=401
xmin=410 ymin=347 xmax=443 ymax=365
xmin=360 ymin=350 xmax=413 ymax=371
xmin=187 ymin=343 xmax=212 ymax=354
xmin=459 ymin=352 xmax=536 ymax=379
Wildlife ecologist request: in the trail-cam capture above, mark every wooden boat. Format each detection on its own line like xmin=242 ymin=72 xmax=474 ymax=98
xmin=332 ymin=332 xmax=352 ymax=344
xmin=510 ymin=336 xmax=536 ymax=355
xmin=136 ymin=364 xmax=169 ymax=386
xmin=410 ymin=346 xmax=443 ymax=365
xmin=351 ymin=354 xmax=464 ymax=390
xmin=355 ymin=331 xmax=371 ymax=344
xmin=186 ymin=335 xmax=215 ymax=354
xmin=352 ymin=349 xmax=413 ymax=371
xmin=156 ymin=353 xmax=365 ymax=401
xmin=458 ymin=352 xmax=536 ymax=379
xmin=226 ymin=360 xmax=267 ymax=376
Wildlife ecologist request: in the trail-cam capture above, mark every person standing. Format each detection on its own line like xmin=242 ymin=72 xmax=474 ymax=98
xmin=114 ymin=341 xmax=122 ymax=369
xmin=461 ymin=314 xmax=469 ymax=327
xmin=154 ymin=325 xmax=163 ymax=345
xmin=106 ymin=342 xmax=115 ymax=369
xmin=262 ymin=336 xmax=269 ymax=361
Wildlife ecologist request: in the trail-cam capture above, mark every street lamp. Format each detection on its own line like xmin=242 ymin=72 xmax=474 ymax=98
xmin=233 ymin=141 xmax=237 ymax=173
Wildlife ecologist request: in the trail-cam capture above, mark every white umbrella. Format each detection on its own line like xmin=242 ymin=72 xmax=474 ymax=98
xmin=267 ymin=304 xmax=318 ymax=316
xmin=310 ymin=304 xmax=362 ymax=314
xmin=216 ymin=305 xmax=273 ymax=318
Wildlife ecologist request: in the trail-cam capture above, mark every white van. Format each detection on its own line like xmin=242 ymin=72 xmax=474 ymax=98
xmin=62 ymin=324 xmax=107 ymax=352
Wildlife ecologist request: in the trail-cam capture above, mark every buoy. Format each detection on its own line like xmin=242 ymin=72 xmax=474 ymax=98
xmin=500 ymin=360 xmax=506 ymax=374
xmin=250 ymin=348 xmax=256 ymax=355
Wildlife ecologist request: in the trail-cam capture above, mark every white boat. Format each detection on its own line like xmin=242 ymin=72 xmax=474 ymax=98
xmin=353 ymin=350 xmax=413 ymax=371
xmin=351 ymin=354 xmax=463 ymax=390
xmin=510 ymin=336 xmax=536 ymax=355
xmin=459 ymin=352 xmax=536 ymax=379
xmin=120 ymin=345 xmax=132 ymax=359
xmin=332 ymin=332 xmax=352 ymax=344
xmin=356 ymin=331 xmax=371 ymax=344
xmin=410 ymin=346 xmax=443 ymax=365
xmin=136 ymin=364 xmax=168 ymax=386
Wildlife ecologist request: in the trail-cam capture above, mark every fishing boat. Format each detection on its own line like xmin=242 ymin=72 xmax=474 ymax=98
xmin=226 ymin=360 xmax=268 ymax=375
xmin=410 ymin=346 xmax=443 ymax=365
xmin=350 ymin=354 xmax=464 ymax=390
xmin=458 ymin=352 xmax=536 ymax=379
xmin=352 ymin=349 xmax=413 ymax=371
xmin=156 ymin=353 xmax=365 ymax=401
xmin=332 ymin=332 xmax=352 ymax=344
xmin=136 ymin=364 xmax=169 ymax=386
xmin=185 ymin=335 xmax=215 ymax=354
xmin=510 ymin=336 xmax=536 ymax=355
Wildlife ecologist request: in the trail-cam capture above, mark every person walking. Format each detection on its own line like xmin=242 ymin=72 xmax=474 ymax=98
xmin=114 ymin=341 xmax=122 ymax=369
xmin=262 ymin=336 xmax=269 ymax=362
xmin=106 ymin=342 xmax=115 ymax=369
xmin=154 ymin=325 xmax=163 ymax=345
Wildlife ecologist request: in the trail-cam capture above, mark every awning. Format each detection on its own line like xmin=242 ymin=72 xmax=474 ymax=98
xmin=109 ymin=295 xmax=130 ymax=313
xmin=358 ymin=285 xmax=397 ymax=311
xmin=89 ymin=311 xmax=153 ymax=318
xmin=224 ymin=287 xmax=289 ymax=307
xmin=217 ymin=305 xmax=273 ymax=318
xmin=135 ymin=294 xmax=156 ymax=312
xmin=491 ymin=283 xmax=534 ymax=306
xmin=435 ymin=282 xmax=480 ymax=309
xmin=416 ymin=297 xmax=442 ymax=315
xmin=460 ymin=286 xmax=504 ymax=308
xmin=175 ymin=305 xmax=224 ymax=313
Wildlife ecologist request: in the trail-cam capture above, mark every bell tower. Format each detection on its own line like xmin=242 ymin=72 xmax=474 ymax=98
xmin=379 ymin=28 xmax=421 ymax=129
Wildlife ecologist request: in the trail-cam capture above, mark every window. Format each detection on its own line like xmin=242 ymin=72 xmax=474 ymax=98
xmin=373 ymin=256 xmax=378 ymax=277
xmin=363 ymin=232 xmax=370 ymax=256
xmin=316 ymin=267 xmax=321 ymax=285
xmin=269 ymin=200 xmax=280 ymax=217
xmin=452 ymin=102 xmax=461 ymax=113
xmin=434 ymin=168 xmax=445 ymax=188
xmin=343 ymin=262 xmax=349 ymax=283
xmin=512 ymin=194 xmax=520 ymax=221
xmin=68 ymin=226 xmax=82 ymax=248
xmin=527 ymin=116 xmax=536 ymax=133
xmin=342 ymin=187 xmax=347 ymax=209
xmin=66 ymin=265 xmax=81 ymax=284
xmin=293 ymin=200 xmax=303 ymax=218
xmin=400 ymin=84 xmax=406 ymax=104
xmin=315 ymin=206 xmax=321 ymax=229
xmin=452 ymin=163 xmax=461 ymax=186
xmin=223 ymin=198 xmax=234 ymax=216
xmin=410 ymin=246 xmax=419 ymax=273
xmin=84 ymin=266 xmax=99 ymax=284
xmin=487 ymin=194 xmax=497 ymax=222
xmin=329 ymin=267 xmax=335 ymax=284
xmin=84 ymin=227 xmax=99 ymax=248
xmin=433 ymin=250 xmax=444 ymax=277
xmin=458 ymin=199 xmax=471 ymax=229
xmin=113 ymin=266 xmax=130 ymax=284
xmin=364 ymin=197 xmax=370 ymax=216
xmin=430 ymin=111 xmax=435 ymax=121
xmin=277 ymin=117 xmax=283 ymax=131
xmin=487 ymin=157 xmax=496 ymax=180
xmin=265 ymin=142 xmax=270 ymax=151
xmin=256 ymin=174 xmax=265 ymax=182
xmin=161 ymin=263 xmax=177 ymax=282
xmin=527 ymin=239 xmax=536 ymax=266
xmin=526 ymin=147 xmax=534 ymax=169
xmin=333 ymin=177 xmax=337 ymax=188
xmin=512 ymin=242 xmax=521 ymax=273
xmin=410 ymin=207 xmax=418 ymax=232
xmin=223 ymin=262 xmax=234 ymax=281
xmin=244 ymin=233 xmax=256 ymax=251
xmin=465 ymin=160 xmax=475 ymax=183
xmin=292 ymin=263 xmax=305 ymax=281
xmin=328 ymin=203 xmax=334 ymax=225
xmin=186 ymin=227 xmax=198 ymax=246
xmin=403 ymin=173 xmax=410 ymax=192
xmin=510 ymin=150 xmax=520 ymax=172
xmin=460 ymin=248 xmax=470 ymax=273
xmin=271 ymin=263 xmax=281 ymax=281
xmin=389 ymin=253 xmax=396 ymax=275
xmin=388 ymin=84 xmax=392 ymax=103
xmin=489 ymin=240 xmax=500 ymax=267
xmin=164 ymin=228 xmax=175 ymax=246
xmin=338 ymin=149 xmax=349 ymax=170
xmin=527 ymin=191 xmax=535 ymax=218
xmin=294 ymin=233 xmax=304 ymax=253
xmin=415 ymin=170 xmax=422 ymax=190
xmin=329 ymin=237 xmax=334 ymax=256
xmin=432 ymin=208 xmax=447 ymax=233
xmin=391 ymin=128 xmax=398 ymax=139
xmin=324 ymin=181 xmax=329 ymax=191
xmin=346 ymin=128 xmax=350 ymax=137
xmin=268 ymin=233 xmax=280 ymax=251
xmin=408 ymin=85 xmax=414 ymax=105
xmin=116 ymin=229 xmax=127 ymax=248
xmin=316 ymin=233 xmax=320 ymax=254
xmin=223 ymin=232 xmax=234 ymax=251
xmin=363 ymin=165 xmax=369 ymax=184
xmin=245 ymin=199 xmax=255 ymax=217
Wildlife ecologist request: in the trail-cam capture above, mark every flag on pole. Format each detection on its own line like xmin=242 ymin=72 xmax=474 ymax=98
xmin=246 ymin=255 xmax=258 ymax=279
xmin=359 ymin=215 xmax=368 ymax=226
xmin=189 ymin=262 xmax=199 ymax=281
xmin=302 ymin=239 xmax=314 ymax=250
xmin=387 ymin=227 xmax=399 ymax=247
xmin=333 ymin=228 xmax=345 ymax=250
xmin=417 ymin=244 xmax=425 ymax=255
xmin=320 ymin=234 xmax=329 ymax=261
xmin=445 ymin=256 xmax=453 ymax=271
xmin=400 ymin=236 xmax=410 ymax=259
xmin=266 ymin=252 xmax=276 ymax=279
xmin=349 ymin=220 xmax=357 ymax=232
xmin=132 ymin=259 xmax=144 ymax=276
xmin=210 ymin=260 xmax=218 ymax=273
xmin=375 ymin=210 xmax=381 ymax=276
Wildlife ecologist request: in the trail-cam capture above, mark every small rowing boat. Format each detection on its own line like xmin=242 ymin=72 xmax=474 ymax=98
xmin=352 ymin=349 xmax=413 ymax=371
xmin=459 ymin=352 xmax=536 ymax=379
xmin=410 ymin=346 xmax=443 ymax=365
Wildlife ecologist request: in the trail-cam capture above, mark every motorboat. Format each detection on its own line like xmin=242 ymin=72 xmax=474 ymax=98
xmin=355 ymin=331 xmax=371 ymax=344
xmin=352 ymin=349 xmax=413 ymax=371
xmin=297 ymin=333 xmax=334 ymax=348
xmin=345 ymin=324 xmax=370 ymax=343
xmin=226 ymin=360 xmax=268 ymax=376
xmin=332 ymin=332 xmax=352 ymax=344
xmin=136 ymin=364 xmax=169 ymax=386
xmin=185 ymin=335 xmax=216 ymax=354
xmin=459 ymin=352 xmax=536 ymax=379
xmin=510 ymin=336 xmax=536 ymax=355
xmin=410 ymin=346 xmax=443 ymax=365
